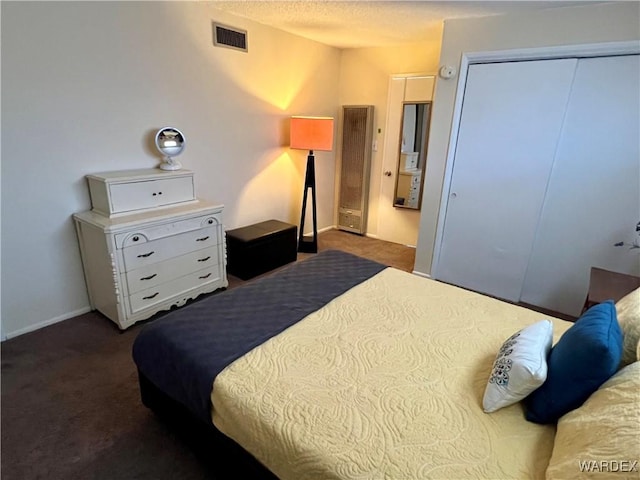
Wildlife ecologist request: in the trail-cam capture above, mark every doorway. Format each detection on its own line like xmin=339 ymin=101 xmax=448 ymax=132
xmin=376 ymin=74 xmax=434 ymax=247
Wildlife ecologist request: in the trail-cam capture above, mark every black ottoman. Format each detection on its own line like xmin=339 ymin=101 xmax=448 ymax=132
xmin=225 ymin=220 xmax=298 ymax=280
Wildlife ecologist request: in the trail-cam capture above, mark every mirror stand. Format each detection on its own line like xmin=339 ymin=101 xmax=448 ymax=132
xmin=159 ymin=156 xmax=183 ymax=171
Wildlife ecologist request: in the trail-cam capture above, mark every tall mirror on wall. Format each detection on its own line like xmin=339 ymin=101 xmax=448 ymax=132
xmin=393 ymin=102 xmax=432 ymax=209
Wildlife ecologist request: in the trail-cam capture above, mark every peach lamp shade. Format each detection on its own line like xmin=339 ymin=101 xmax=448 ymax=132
xmin=290 ymin=116 xmax=334 ymax=151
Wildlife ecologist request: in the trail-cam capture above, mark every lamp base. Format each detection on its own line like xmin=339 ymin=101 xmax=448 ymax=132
xmin=297 ymin=236 xmax=318 ymax=253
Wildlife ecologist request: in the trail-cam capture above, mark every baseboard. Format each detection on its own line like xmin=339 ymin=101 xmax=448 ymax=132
xmin=302 ymin=225 xmax=335 ymax=236
xmin=3 ymin=306 xmax=92 ymax=341
xmin=337 ymin=229 xmax=417 ymax=249
xmin=412 ymin=270 xmax=431 ymax=279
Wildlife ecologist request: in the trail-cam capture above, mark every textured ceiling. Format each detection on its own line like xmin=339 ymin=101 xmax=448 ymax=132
xmin=209 ymin=1 xmax=605 ymax=48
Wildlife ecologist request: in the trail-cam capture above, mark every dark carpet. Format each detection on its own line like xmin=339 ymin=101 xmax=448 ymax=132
xmin=1 ymin=229 xmax=415 ymax=480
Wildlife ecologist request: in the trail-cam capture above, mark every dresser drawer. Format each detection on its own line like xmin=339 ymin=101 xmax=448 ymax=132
xmin=128 ymin=266 xmax=222 ymax=314
xmin=122 ymin=226 xmax=218 ymax=271
xmin=125 ymin=246 xmax=219 ymax=294
xmin=87 ymin=169 xmax=195 ymax=217
xmin=109 ymin=177 xmax=194 ymax=214
xmin=115 ymin=213 xmax=220 ymax=249
xmin=401 ymin=152 xmax=419 ymax=170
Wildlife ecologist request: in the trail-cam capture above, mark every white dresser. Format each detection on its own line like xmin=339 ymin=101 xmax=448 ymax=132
xmin=73 ymin=168 xmax=228 ymax=330
xmin=397 ymin=169 xmax=422 ymax=208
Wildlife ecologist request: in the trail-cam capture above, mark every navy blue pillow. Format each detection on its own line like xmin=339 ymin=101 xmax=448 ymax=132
xmin=524 ymin=300 xmax=622 ymax=424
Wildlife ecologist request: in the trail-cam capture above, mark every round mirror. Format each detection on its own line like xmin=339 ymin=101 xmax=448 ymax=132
xmin=155 ymin=127 xmax=185 ymax=171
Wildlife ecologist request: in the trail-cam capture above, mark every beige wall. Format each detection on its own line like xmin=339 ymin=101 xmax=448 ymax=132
xmin=337 ymin=39 xmax=441 ymax=237
xmin=415 ymin=1 xmax=640 ymax=276
xmin=1 ymin=1 xmax=340 ymax=337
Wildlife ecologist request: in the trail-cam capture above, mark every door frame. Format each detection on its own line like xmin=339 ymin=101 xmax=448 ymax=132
xmin=430 ymin=40 xmax=640 ymax=279
xmin=376 ymin=73 xmax=435 ymax=247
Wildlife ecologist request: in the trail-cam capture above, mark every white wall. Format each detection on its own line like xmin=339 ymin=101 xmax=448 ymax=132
xmin=414 ymin=1 xmax=640 ymax=276
xmin=1 ymin=1 xmax=340 ymax=338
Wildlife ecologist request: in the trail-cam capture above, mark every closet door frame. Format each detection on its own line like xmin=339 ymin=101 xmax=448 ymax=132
xmin=430 ymin=40 xmax=640 ymax=279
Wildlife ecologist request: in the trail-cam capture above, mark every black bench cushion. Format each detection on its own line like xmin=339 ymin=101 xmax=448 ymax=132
xmin=226 ymin=220 xmax=295 ymax=243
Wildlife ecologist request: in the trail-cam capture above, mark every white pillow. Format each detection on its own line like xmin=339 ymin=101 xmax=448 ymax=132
xmin=615 ymin=287 xmax=640 ymax=367
xmin=483 ymin=319 xmax=553 ymax=413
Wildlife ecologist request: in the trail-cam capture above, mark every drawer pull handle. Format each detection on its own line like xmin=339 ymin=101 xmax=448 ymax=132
xmin=199 ymin=273 xmax=212 ymax=279
xmin=196 ymin=236 xmax=210 ymax=242
xmin=198 ymin=256 xmax=211 ymax=262
xmin=137 ymin=251 xmax=155 ymax=258
xmin=142 ymin=292 xmax=159 ymax=300
xmin=140 ymin=274 xmax=157 ymax=281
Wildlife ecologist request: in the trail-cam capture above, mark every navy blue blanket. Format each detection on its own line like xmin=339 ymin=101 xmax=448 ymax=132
xmin=132 ymin=249 xmax=387 ymax=424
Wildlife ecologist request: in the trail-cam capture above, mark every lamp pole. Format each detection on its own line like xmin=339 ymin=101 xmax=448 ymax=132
xmin=298 ymin=150 xmax=317 ymax=253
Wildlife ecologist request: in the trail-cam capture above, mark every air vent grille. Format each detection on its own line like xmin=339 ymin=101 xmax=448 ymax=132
xmin=213 ymin=22 xmax=247 ymax=52
xmin=340 ymin=108 xmax=369 ymax=210
xmin=337 ymin=105 xmax=374 ymax=235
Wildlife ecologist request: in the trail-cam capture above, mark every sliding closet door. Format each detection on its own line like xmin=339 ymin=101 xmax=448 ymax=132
xmin=520 ymin=54 xmax=640 ymax=316
xmin=436 ymin=59 xmax=578 ymax=302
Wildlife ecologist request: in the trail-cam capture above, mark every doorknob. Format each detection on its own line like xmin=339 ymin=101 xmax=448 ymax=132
xmin=384 ymin=170 xmax=393 ymax=177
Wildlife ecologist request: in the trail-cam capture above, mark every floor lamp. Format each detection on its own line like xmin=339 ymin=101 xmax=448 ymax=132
xmin=290 ymin=116 xmax=334 ymax=253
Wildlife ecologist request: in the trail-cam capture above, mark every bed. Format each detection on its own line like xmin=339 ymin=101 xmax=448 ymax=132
xmin=132 ymin=249 xmax=640 ymax=479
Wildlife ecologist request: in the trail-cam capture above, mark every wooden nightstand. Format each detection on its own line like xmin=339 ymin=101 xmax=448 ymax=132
xmin=583 ymin=267 xmax=640 ymax=313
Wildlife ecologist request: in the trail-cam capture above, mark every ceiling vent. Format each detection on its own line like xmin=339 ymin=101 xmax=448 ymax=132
xmin=212 ymin=22 xmax=248 ymax=52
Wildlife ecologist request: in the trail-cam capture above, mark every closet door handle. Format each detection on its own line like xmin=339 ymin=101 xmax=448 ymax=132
xmin=196 ymin=236 xmax=210 ymax=242
xmin=199 ymin=273 xmax=212 ymax=279
xmin=197 ymin=256 xmax=211 ymax=262
xmin=137 ymin=251 xmax=155 ymax=258
xmin=140 ymin=274 xmax=157 ymax=281
xmin=142 ymin=292 xmax=159 ymax=300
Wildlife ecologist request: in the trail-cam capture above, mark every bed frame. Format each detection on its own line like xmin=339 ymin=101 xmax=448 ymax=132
xmin=138 ymin=371 xmax=277 ymax=478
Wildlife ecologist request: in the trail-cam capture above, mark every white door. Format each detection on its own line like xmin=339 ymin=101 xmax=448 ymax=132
xmin=520 ymin=54 xmax=640 ymax=316
xmin=436 ymin=59 xmax=578 ymax=301
xmin=377 ymin=76 xmax=434 ymax=247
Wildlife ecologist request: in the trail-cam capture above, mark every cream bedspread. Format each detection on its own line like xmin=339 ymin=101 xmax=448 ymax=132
xmin=212 ymin=267 xmax=573 ymax=479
